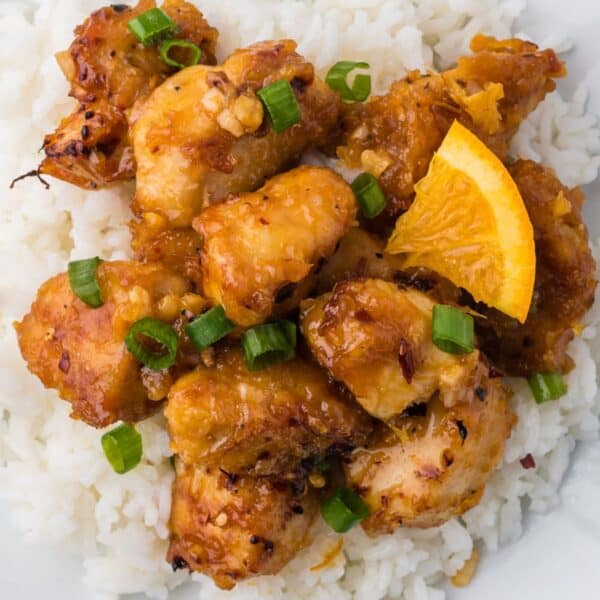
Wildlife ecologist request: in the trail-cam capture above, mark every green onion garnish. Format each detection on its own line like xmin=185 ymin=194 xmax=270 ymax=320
xmin=101 ymin=423 xmax=143 ymax=474
xmin=528 ymin=372 xmax=568 ymax=404
xmin=185 ymin=305 xmax=235 ymax=350
xmin=321 ymin=488 xmax=369 ymax=533
xmin=432 ymin=305 xmax=474 ymax=355
xmin=127 ymin=8 xmax=178 ymax=47
xmin=241 ymin=320 xmax=296 ymax=371
xmin=159 ymin=38 xmax=202 ymax=69
xmin=125 ymin=317 xmax=179 ymax=370
xmin=67 ymin=257 xmax=103 ymax=308
xmin=257 ymin=80 xmax=302 ymax=133
xmin=351 ymin=172 xmax=387 ymax=218
xmin=325 ymin=61 xmax=371 ymax=102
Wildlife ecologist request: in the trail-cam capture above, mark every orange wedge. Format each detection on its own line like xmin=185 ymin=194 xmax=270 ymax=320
xmin=386 ymin=120 xmax=535 ymax=323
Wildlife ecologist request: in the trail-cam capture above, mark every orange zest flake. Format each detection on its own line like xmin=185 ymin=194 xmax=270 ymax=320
xmin=309 ymin=538 xmax=344 ymax=572
xmin=451 ymin=549 xmax=480 ymax=587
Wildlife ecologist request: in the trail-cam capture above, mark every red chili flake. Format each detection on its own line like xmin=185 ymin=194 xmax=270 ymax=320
xmin=520 ymin=454 xmax=536 ymax=469
xmin=398 ymin=338 xmax=415 ymax=383
xmin=354 ymin=308 xmax=374 ymax=323
xmin=58 ymin=350 xmax=70 ymax=374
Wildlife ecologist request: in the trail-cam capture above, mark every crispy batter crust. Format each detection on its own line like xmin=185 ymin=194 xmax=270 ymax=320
xmin=39 ymin=0 xmax=218 ymax=189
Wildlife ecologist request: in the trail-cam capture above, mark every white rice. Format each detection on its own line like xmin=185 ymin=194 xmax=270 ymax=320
xmin=0 ymin=1 xmax=599 ymax=599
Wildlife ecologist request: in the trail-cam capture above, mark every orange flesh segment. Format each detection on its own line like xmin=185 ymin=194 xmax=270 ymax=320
xmin=386 ymin=120 xmax=535 ymax=323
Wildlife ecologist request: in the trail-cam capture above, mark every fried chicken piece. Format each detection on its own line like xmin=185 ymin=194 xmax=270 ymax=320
xmin=168 ymin=460 xmax=319 ymax=589
xmin=165 ymin=345 xmax=372 ymax=478
xmin=194 ymin=166 xmax=357 ymax=326
xmin=14 ymin=261 xmax=194 ymax=428
xmin=315 ymin=228 xmax=405 ymax=294
xmin=39 ymin=0 xmax=218 ymax=189
xmin=131 ymin=41 xmax=341 ymax=269
xmin=300 ymin=279 xmax=480 ymax=420
xmin=338 ymin=35 xmax=565 ymax=219
xmin=475 ymin=160 xmax=597 ymax=375
xmin=345 ymin=362 xmax=514 ymax=533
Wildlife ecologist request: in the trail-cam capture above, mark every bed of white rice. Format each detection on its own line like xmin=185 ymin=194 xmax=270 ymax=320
xmin=0 ymin=1 xmax=599 ymax=599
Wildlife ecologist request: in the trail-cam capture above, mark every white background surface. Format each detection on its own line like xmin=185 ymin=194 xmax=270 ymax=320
xmin=1 ymin=0 xmax=599 ymax=598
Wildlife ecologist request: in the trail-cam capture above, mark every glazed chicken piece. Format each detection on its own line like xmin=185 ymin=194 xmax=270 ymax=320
xmin=315 ymin=227 xmax=406 ymax=294
xmin=39 ymin=0 xmax=218 ymax=189
xmin=131 ymin=40 xmax=341 ymax=270
xmin=300 ymin=279 xmax=480 ymax=420
xmin=338 ymin=35 xmax=565 ymax=219
xmin=345 ymin=362 xmax=515 ymax=533
xmin=165 ymin=345 xmax=372 ymax=477
xmin=14 ymin=261 xmax=198 ymax=428
xmin=168 ymin=460 xmax=319 ymax=589
xmin=195 ymin=166 xmax=357 ymax=326
xmin=475 ymin=160 xmax=597 ymax=375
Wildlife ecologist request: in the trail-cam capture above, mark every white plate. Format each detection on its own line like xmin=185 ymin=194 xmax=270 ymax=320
xmin=1 ymin=1 xmax=599 ymax=598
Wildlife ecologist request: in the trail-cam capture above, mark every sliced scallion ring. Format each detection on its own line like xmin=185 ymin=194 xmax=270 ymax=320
xmin=101 ymin=423 xmax=143 ymax=474
xmin=257 ymin=80 xmax=302 ymax=133
xmin=241 ymin=320 xmax=296 ymax=371
xmin=527 ymin=372 xmax=568 ymax=404
xmin=159 ymin=38 xmax=202 ymax=69
xmin=351 ymin=172 xmax=387 ymax=218
xmin=325 ymin=61 xmax=371 ymax=102
xmin=127 ymin=8 xmax=178 ymax=47
xmin=185 ymin=305 xmax=235 ymax=350
xmin=125 ymin=317 xmax=179 ymax=370
xmin=320 ymin=487 xmax=369 ymax=533
xmin=432 ymin=305 xmax=474 ymax=355
xmin=67 ymin=257 xmax=103 ymax=308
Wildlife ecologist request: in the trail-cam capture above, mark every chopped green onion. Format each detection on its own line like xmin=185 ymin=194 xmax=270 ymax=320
xmin=321 ymin=488 xmax=369 ymax=533
xmin=351 ymin=172 xmax=387 ymax=218
xmin=325 ymin=61 xmax=371 ymax=102
xmin=432 ymin=305 xmax=474 ymax=355
xmin=125 ymin=317 xmax=179 ymax=370
xmin=241 ymin=320 xmax=296 ymax=371
xmin=159 ymin=38 xmax=202 ymax=69
xmin=127 ymin=8 xmax=178 ymax=47
xmin=528 ymin=373 xmax=568 ymax=404
xmin=185 ymin=305 xmax=235 ymax=350
xmin=68 ymin=257 xmax=103 ymax=308
xmin=101 ymin=423 xmax=143 ymax=474
xmin=257 ymin=80 xmax=301 ymax=133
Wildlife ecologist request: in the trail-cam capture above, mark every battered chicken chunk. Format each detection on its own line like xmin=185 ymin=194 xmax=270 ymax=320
xmin=345 ymin=362 xmax=514 ymax=533
xmin=338 ymin=35 xmax=565 ymax=219
xmin=475 ymin=160 xmax=597 ymax=375
xmin=168 ymin=460 xmax=319 ymax=589
xmin=315 ymin=228 xmax=406 ymax=294
xmin=14 ymin=261 xmax=192 ymax=427
xmin=40 ymin=0 xmax=218 ymax=189
xmin=300 ymin=279 xmax=480 ymax=420
xmin=165 ymin=346 xmax=372 ymax=477
xmin=195 ymin=166 xmax=357 ymax=326
xmin=130 ymin=40 xmax=341 ymax=271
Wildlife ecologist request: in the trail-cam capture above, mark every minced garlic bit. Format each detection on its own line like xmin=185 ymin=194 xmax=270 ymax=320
xmin=553 ymin=190 xmax=571 ymax=217
xmin=214 ymin=512 xmax=228 ymax=527
xmin=233 ymin=94 xmax=264 ymax=131
xmin=360 ymin=149 xmax=393 ymax=177
xmin=180 ymin=293 xmax=207 ymax=315
xmin=451 ymin=549 xmax=479 ymax=587
xmin=157 ymin=293 xmax=181 ymax=322
xmin=308 ymin=472 xmax=326 ymax=488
